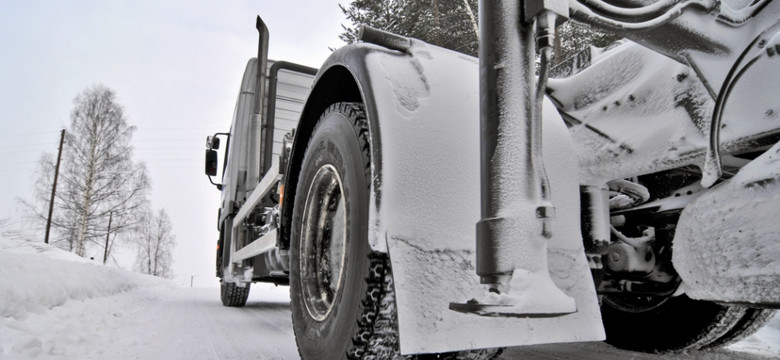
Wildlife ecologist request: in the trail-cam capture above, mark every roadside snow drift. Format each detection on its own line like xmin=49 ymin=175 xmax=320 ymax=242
xmin=0 ymin=239 xmax=168 ymax=320
xmin=1 ymin=237 xmax=778 ymax=359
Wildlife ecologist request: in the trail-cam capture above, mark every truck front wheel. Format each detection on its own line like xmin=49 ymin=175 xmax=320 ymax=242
xmin=289 ymin=103 xmax=503 ymax=360
xmin=290 ymin=103 xmax=374 ymax=359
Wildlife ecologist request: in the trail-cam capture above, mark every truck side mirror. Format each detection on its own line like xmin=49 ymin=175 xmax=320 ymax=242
xmin=205 ymin=149 xmax=219 ymax=176
xmin=207 ymin=136 xmax=221 ymax=150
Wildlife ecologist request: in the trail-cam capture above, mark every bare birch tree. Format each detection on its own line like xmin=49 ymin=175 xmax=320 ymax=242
xmin=23 ymin=85 xmax=150 ymax=258
xmin=133 ymin=208 xmax=176 ymax=278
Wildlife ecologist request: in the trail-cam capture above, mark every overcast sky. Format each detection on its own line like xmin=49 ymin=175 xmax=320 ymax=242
xmin=0 ymin=1 xmax=348 ymax=286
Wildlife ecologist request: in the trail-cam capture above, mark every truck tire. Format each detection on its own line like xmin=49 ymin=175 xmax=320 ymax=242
xmin=701 ymin=308 xmax=777 ymax=349
xmin=601 ymin=293 xmax=748 ymax=352
xmin=221 ymin=281 xmax=250 ymax=307
xmin=290 ymin=102 xmax=378 ymax=360
xmin=290 ymin=103 xmax=502 ymax=360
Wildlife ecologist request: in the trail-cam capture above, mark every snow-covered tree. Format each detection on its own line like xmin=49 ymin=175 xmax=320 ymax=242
xmin=338 ymin=1 xmax=619 ymax=64
xmin=23 ymin=85 xmax=150 ymax=258
xmin=133 ymin=208 xmax=176 ymax=279
xmin=554 ymin=20 xmax=622 ymax=65
xmin=339 ymin=0 xmax=480 ymax=56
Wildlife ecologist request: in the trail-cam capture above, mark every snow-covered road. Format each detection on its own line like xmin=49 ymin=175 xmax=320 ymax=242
xmin=12 ymin=285 xmax=300 ymax=360
xmin=1 ymin=238 xmax=778 ymax=360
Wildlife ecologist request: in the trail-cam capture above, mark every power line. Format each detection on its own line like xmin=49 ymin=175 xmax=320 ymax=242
xmin=2 ymin=149 xmax=55 ymax=155
xmin=0 ymin=161 xmax=43 ymax=166
xmin=0 ymin=142 xmax=61 ymax=150
xmin=133 ymin=139 xmax=203 ymax=143
xmin=0 ymin=130 xmax=60 ymax=140
xmin=141 ymin=159 xmax=201 ymax=162
xmin=135 ymin=126 xmax=224 ymax=132
xmin=147 ymin=167 xmax=201 ymax=169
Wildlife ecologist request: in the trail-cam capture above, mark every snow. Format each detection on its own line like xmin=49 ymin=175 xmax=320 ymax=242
xmin=1 ymin=233 xmax=778 ymax=359
xmin=0 ymin=238 xmax=166 ymax=320
xmin=673 ymin=141 xmax=780 ymax=304
xmin=0 ymin=239 xmax=92 ymax=264
xmin=369 ymin=42 xmax=604 ymax=353
xmin=720 ymin=0 xmax=772 ymax=24
xmin=476 ymin=269 xmax=577 ymax=314
xmin=0 ymin=237 xmax=296 ymax=360
xmin=729 ymin=314 xmax=780 ymax=358
xmin=548 ymin=42 xmax=712 ymax=183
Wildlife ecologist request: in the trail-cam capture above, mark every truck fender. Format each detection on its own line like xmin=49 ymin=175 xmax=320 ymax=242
xmin=279 ymin=43 xmax=384 ymax=252
xmin=672 ymin=140 xmax=780 ymax=306
xmin=282 ymin=42 xmax=604 ymax=353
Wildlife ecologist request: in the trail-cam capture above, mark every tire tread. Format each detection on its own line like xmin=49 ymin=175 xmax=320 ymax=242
xmin=295 ymin=102 xmax=501 ymax=360
xmin=221 ymin=281 xmax=250 ymax=307
xmin=702 ymin=308 xmax=777 ymax=349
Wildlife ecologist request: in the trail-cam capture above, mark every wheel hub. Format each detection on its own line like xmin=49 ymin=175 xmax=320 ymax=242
xmin=300 ymin=164 xmax=347 ymax=321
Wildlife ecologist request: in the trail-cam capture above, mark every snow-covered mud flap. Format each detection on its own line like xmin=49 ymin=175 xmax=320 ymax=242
xmin=381 ymin=110 xmax=604 ymax=354
xmin=287 ymin=41 xmax=604 ymax=357
xmin=357 ymin=43 xmax=605 ymax=354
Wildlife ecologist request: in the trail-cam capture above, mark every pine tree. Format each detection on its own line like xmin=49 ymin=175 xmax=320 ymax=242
xmin=339 ymin=0 xmax=479 ymax=56
xmin=554 ymin=20 xmax=622 ymax=65
xmin=338 ymin=1 xmax=620 ymax=62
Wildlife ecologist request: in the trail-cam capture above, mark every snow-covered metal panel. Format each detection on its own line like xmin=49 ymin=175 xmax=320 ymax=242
xmin=549 ymin=41 xmax=780 ymax=185
xmin=672 ymin=141 xmax=780 ymax=305
xmin=319 ymin=42 xmax=604 ymax=354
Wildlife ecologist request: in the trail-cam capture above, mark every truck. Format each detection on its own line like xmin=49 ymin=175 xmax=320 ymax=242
xmin=205 ymin=0 xmax=780 ymax=358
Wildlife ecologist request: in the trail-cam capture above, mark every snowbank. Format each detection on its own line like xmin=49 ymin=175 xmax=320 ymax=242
xmin=0 ymin=238 xmax=169 ymax=320
xmin=0 ymin=237 xmax=777 ymax=359
xmin=728 ymin=313 xmax=780 ymax=358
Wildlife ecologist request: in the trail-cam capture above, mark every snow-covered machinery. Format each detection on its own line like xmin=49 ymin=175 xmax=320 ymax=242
xmin=205 ymin=0 xmax=779 ymax=358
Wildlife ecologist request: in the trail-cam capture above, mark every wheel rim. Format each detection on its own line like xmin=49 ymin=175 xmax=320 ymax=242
xmin=300 ymin=164 xmax=348 ymax=321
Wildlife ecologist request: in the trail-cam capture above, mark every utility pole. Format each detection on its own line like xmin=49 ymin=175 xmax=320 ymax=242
xmin=103 ymin=211 xmax=113 ymax=264
xmin=44 ymin=129 xmax=65 ymax=244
